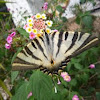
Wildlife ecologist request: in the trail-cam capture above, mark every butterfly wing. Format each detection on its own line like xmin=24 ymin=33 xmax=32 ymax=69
xmin=12 ymin=31 xmax=99 ymax=73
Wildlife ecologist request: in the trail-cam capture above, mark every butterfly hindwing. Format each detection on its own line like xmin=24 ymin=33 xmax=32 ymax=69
xmin=12 ymin=31 xmax=99 ymax=73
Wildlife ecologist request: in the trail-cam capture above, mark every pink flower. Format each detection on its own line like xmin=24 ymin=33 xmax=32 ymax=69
xmin=63 ymin=75 xmax=71 ymax=82
xmin=29 ymin=32 xmax=36 ymax=39
xmin=89 ymin=64 xmax=95 ymax=69
xmin=27 ymin=92 xmax=32 ymax=99
xmin=54 ymin=29 xmax=58 ymax=32
xmin=61 ymin=72 xmax=68 ymax=78
xmin=43 ymin=2 xmax=48 ymax=10
xmin=61 ymin=72 xmax=71 ymax=82
xmin=5 ymin=43 xmax=11 ymax=49
xmin=72 ymin=95 xmax=79 ymax=100
xmin=23 ymin=24 xmax=28 ymax=29
xmin=57 ymin=79 xmax=61 ymax=85
xmin=6 ymin=36 xmax=12 ymax=44
xmin=10 ymin=32 xmax=16 ymax=37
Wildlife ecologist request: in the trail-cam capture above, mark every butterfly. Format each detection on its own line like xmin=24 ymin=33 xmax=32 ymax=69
xmin=12 ymin=31 xmax=99 ymax=74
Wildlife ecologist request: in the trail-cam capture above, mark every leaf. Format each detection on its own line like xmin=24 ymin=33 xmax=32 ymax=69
xmin=11 ymin=82 xmax=29 ymax=100
xmin=16 ymin=28 xmax=29 ymax=38
xmin=0 ymin=63 xmax=5 ymax=70
xmin=70 ymin=79 xmax=77 ymax=86
xmin=0 ymin=93 xmax=3 ymax=100
xmin=30 ymin=70 xmax=53 ymax=100
xmin=82 ymin=15 xmax=93 ymax=28
xmin=11 ymin=47 xmax=23 ymax=64
xmin=11 ymin=71 xmax=19 ymax=84
xmin=96 ymin=92 xmax=100 ymax=100
xmin=74 ymin=63 xmax=83 ymax=70
xmin=0 ymin=79 xmax=12 ymax=97
xmin=80 ymin=0 xmax=86 ymax=4
xmin=56 ymin=5 xmax=63 ymax=12
xmin=61 ymin=17 xmax=67 ymax=22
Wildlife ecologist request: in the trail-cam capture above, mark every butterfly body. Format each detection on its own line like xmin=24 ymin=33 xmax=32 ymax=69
xmin=12 ymin=31 xmax=99 ymax=74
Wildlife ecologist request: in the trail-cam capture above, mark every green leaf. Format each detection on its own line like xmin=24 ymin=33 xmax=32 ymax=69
xmin=70 ymin=79 xmax=77 ymax=86
xmin=74 ymin=63 xmax=83 ymax=70
xmin=11 ymin=47 xmax=23 ymax=64
xmin=82 ymin=15 xmax=93 ymax=28
xmin=96 ymin=92 xmax=100 ymax=100
xmin=30 ymin=70 xmax=53 ymax=100
xmin=17 ymin=28 xmax=29 ymax=38
xmin=56 ymin=5 xmax=63 ymax=12
xmin=11 ymin=71 xmax=19 ymax=84
xmin=61 ymin=17 xmax=67 ymax=22
xmin=0 ymin=79 xmax=12 ymax=97
xmin=11 ymin=82 xmax=29 ymax=100
xmin=0 ymin=63 xmax=5 ymax=71
xmin=0 ymin=93 xmax=3 ymax=100
xmin=80 ymin=0 xmax=86 ymax=4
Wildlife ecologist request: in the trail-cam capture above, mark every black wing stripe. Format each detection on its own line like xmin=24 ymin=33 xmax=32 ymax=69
xmin=65 ymin=32 xmax=78 ymax=53
xmin=39 ymin=36 xmax=44 ymax=43
xmin=24 ymin=46 xmax=42 ymax=61
xmin=45 ymin=32 xmax=50 ymax=45
xmin=51 ymin=32 xmax=56 ymax=40
xmin=34 ymin=38 xmax=48 ymax=59
xmin=21 ymin=50 xmax=28 ymax=57
xmin=78 ymin=32 xmax=84 ymax=41
xmin=31 ymin=42 xmax=37 ymax=49
xmin=14 ymin=57 xmax=35 ymax=65
xmin=75 ymin=35 xmax=91 ymax=51
xmin=56 ymin=31 xmax=63 ymax=56
xmin=65 ymin=32 xmax=68 ymax=40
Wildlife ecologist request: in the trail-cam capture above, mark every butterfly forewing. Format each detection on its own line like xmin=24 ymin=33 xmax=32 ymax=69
xmin=12 ymin=31 xmax=99 ymax=73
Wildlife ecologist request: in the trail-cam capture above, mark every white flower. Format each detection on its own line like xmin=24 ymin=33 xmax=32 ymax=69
xmin=28 ymin=23 xmax=33 ymax=27
xmin=26 ymin=27 xmax=32 ymax=33
xmin=32 ymin=29 xmax=37 ymax=34
xmin=46 ymin=20 xmax=53 ymax=27
xmin=27 ymin=18 xmax=33 ymax=23
xmin=40 ymin=29 xmax=44 ymax=33
xmin=46 ymin=28 xmax=51 ymax=34
xmin=41 ymin=13 xmax=46 ymax=19
xmin=35 ymin=13 xmax=41 ymax=19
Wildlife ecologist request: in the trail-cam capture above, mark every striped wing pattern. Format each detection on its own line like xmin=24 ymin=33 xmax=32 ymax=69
xmin=12 ymin=31 xmax=99 ymax=74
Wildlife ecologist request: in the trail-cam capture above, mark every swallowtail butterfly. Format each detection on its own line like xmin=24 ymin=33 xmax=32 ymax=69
xmin=12 ymin=31 xmax=99 ymax=74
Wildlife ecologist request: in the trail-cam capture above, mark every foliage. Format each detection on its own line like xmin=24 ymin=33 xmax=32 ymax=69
xmin=0 ymin=0 xmax=100 ymax=100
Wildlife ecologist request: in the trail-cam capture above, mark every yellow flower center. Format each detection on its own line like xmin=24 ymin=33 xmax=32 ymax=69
xmin=37 ymin=33 xmax=41 ymax=37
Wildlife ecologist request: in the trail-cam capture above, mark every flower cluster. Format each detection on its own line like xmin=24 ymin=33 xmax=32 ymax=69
xmin=61 ymin=72 xmax=71 ymax=82
xmin=72 ymin=95 xmax=79 ymax=100
xmin=23 ymin=13 xmax=53 ymax=39
xmin=5 ymin=32 xmax=16 ymax=49
xmin=42 ymin=2 xmax=48 ymax=10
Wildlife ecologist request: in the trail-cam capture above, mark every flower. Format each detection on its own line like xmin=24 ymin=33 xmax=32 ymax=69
xmin=46 ymin=20 xmax=53 ymax=27
xmin=41 ymin=14 xmax=46 ymax=19
xmin=35 ymin=13 xmax=41 ymax=19
xmin=23 ymin=24 xmax=28 ymax=29
xmin=57 ymin=79 xmax=61 ymax=85
xmin=61 ymin=72 xmax=68 ymax=78
xmin=89 ymin=64 xmax=95 ymax=69
xmin=28 ymin=23 xmax=33 ymax=27
xmin=32 ymin=29 xmax=37 ymax=34
xmin=5 ymin=43 xmax=11 ymax=49
xmin=61 ymin=72 xmax=71 ymax=82
xmin=63 ymin=75 xmax=71 ymax=82
xmin=40 ymin=29 xmax=43 ymax=33
xmin=72 ymin=95 xmax=79 ymax=100
xmin=54 ymin=29 xmax=58 ymax=32
xmin=43 ymin=2 xmax=48 ymax=10
xmin=33 ymin=19 xmax=46 ymax=30
xmin=46 ymin=28 xmax=51 ymax=34
xmin=10 ymin=32 xmax=16 ymax=37
xmin=27 ymin=92 xmax=32 ymax=99
xmin=29 ymin=32 xmax=36 ymax=39
xmin=6 ymin=36 xmax=12 ymax=44
xmin=26 ymin=27 xmax=32 ymax=33
xmin=36 ymin=33 xmax=41 ymax=37
xmin=27 ymin=18 xmax=33 ymax=23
